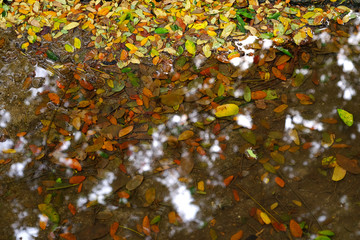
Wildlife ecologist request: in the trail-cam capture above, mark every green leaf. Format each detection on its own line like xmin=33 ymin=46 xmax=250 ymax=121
xmin=64 ymin=44 xmax=74 ymax=52
xmin=244 ymin=86 xmax=251 ymax=102
xmin=46 ymin=50 xmax=59 ymax=61
xmin=38 ymin=204 xmax=60 ymax=223
xmin=263 ymin=162 xmax=276 ymax=173
xmin=177 ymin=45 xmax=184 ymax=56
xmin=218 ymin=83 xmax=225 ymax=96
xmin=317 ymin=230 xmax=335 ymax=237
xmin=268 ymin=12 xmax=281 ymax=19
xmin=121 ymin=67 xmax=132 ymax=73
xmin=264 ymin=89 xmax=278 ymax=100
xmin=150 ymin=215 xmax=161 ymax=225
xmin=154 ymin=27 xmax=169 ymax=34
xmin=185 ymin=40 xmax=196 ymax=55
xmin=314 ymin=236 xmax=331 ymax=240
xmin=275 ymin=47 xmax=293 ymax=58
xmin=112 ymin=80 xmax=125 ymax=92
xmin=127 ymin=73 xmax=140 ymax=87
xmin=74 ymin=37 xmax=81 ymax=49
xmin=337 ymin=109 xmax=353 ymax=126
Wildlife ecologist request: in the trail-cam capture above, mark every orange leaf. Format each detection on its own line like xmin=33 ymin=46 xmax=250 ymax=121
xmin=17 ymin=132 xmax=27 ymax=137
xmin=68 ymin=203 xmax=76 ymax=215
xmin=272 ymin=221 xmax=287 ymax=232
xmin=79 ymin=79 xmax=94 ymax=90
xmin=48 ymin=93 xmax=60 ymax=105
xmin=110 ymin=222 xmax=119 ymax=237
xmin=168 ymin=211 xmax=177 ymax=224
xmin=302 ymin=142 xmax=312 ymax=150
xmin=295 ymin=93 xmax=311 ymax=101
xmin=223 ymin=175 xmax=234 ymax=186
xmin=273 ymin=104 xmax=288 ymax=113
xmin=69 ymin=175 xmax=86 ymax=184
xmin=321 ymin=118 xmax=337 ymax=124
xmin=78 ymin=183 xmax=83 ymax=193
xmin=196 ymin=146 xmax=206 ymax=155
xmin=59 ymin=233 xmax=76 ymax=240
xmin=289 ymin=219 xmax=302 ymax=237
xmin=119 ymin=164 xmax=127 ymax=173
xmin=39 ymin=217 xmax=47 ymax=230
xmin=232 ymin=189 xmax=240 ymax=202
xmin=230 ymin=230 xmax=243 ymax=240
xmin=120 ymin=49 xmax=128 ymax=61
xmin=153 ymin=56 xmax=160 ymax=65
xmin=276 ymin=55 xmax=291 ymax=66
xmin=272 ymin=67 xmax=286 ymax=80
xmin=151 ymin=225 xmax=160 ymax=233
xmin=118 ymin=191 xmax=130 ymax=199
xmin=143 ymin=87 xmax=154 ymax=98
xmin=143 ymin=216 xmax=151 ymax=236
xmin=251 ymin=91 xmax=267 ymax=100
xmin=275 ymin=177 xmax=285 ymax=187
xmin=119 ymin=125 xmax=134 ymax=138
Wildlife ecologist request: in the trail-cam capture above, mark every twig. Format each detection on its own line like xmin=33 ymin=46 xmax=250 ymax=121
xmin=46 ymin=183 xmax=79 ymax=190
xmin=119 ymin=225 xmax=145 ymax=237
xmin=235 ymin=184 xmax=280 ymax=223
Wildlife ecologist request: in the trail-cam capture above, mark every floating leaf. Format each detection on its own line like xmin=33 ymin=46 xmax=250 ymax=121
xmin=126 ymin=175 xmax=144 ymax=190
xmin=178 ymin=130 xmax=194 ymax=141
xmin=63 ymin=22 xmax=80 ymax=30
xmin=275 ymin=177 xmax=285 ymax=187
xmin=332 ymin=164 xmax=346 ymax=181
xmin=260 ymin=212 xmax=271 ymax=224
xmin=185 ymin=40 xmax=196 ymax=55
xmin=244 ymin=86 xmax=251 ymax=102
xmin=48 ymin=93 xmax=60 ymax=105
xmin=223 ymin=175 xmax=234 ymax=186
xmin=273 ymin=104 xmax=288 ymax=113
xmin=289 ymin=219 xmax=302 ymax=238
xmin=150 ymin=215 xmax=161 ymax=225
xmin=46 ymin=50 xmax=59 ymax=61
xmin=251 ymin=91 xmax=267 ymax=100
xmin=215 ymin=104 xmax=239 ymax=118
xmin=263 ymin=162 xmax=276 ymax=173
xmin=154 ymin=27 xmax=169 ymax=34
xmin=230 ymin=230 xmax=243 ymax=240
xmin=69 ymin=176 xmax=85 ymax=184
xmin=335 ymin=154 xmax=360 ymax=174
xmin=337 ymin=109 xmax=353 ymax=126
xmin=110 ymin=222 xmax=119 ymax=237
xmin=143 ymin=216 xmax=150 ymax=236
xmin=119 ymin=125 xmax=134 ymax=138
xmin=317 ymin=230 xmax=335 ymax=237
xmin=74 ymin=37 xmax=81 ymax=49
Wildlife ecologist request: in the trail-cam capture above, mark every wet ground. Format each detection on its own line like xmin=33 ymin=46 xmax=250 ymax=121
xmin=1 ymin=5 xmax=360 ymax=240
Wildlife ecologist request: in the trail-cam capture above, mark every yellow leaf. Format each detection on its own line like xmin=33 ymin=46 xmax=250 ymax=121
xmin=273 ymin=104 xmax=288 ymax=113
xmin=289 ymin=129 xmax=300 ymax=145
xmin=197 ymin=181 xmax=205 ymax=191
xmin=190 ymin=21 xmax=208 ymax=30
xmin=270 ymin=202 xmax=278 ymax=210
xmin=2 ymin=149 xmax=16 ymax=154
xmin=74 ymin=37 xmax=81 ymax=49
xmin=119 ymin=125 xmax=134 ymax=138
xmin=63 ymin=22 xmax=80 ymax=31
xmin=72 ymin=117 xmax=81 ymax=130
xmin=220 ymin=22 xmax=236 ymax=39
xmin=125 ymin=43 xmax=138 ymax=51
xmin=215 ymin=104 xmax=239 ymax=118
xmin=332 ymin=164 xmax=346 ymax=181
xmin=185 ymin=40 xmax=196 ymax=55
xmin=260 ymin=212 xmax=271 ymax=224
xmin=292 ymin=200 xmax=302 ymax=207
xmin=203 ymin=44 xmax=211 ymax=58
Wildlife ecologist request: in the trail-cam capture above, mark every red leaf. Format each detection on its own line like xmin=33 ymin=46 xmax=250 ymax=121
xmin=79 ymin=79 xmax=94 ymax=90
xmin=68 ymin=203 xmax=76 ymax=215
xmin=232 ymin=189 xmax=240 ymax=201
xmin=272 ymin=221 xmax=287 ymax=232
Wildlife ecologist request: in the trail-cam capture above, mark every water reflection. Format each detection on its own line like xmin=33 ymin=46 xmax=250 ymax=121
xmin=1 ymin=12 xmax=360 ymax=240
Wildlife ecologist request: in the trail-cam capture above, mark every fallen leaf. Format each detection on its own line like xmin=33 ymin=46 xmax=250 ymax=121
xmin=69 ymin=175 xmax=86 ymax=184
xmin=260 ymin=212 xmax=271 ymax=224
xmin=110 ymin=222 xmax=119 ymax=237
xmin=143 ymin=216 xmax=151 ymax=236
xmin=273 ymin=104 xmax=288 ymax=113
xmin=223 ymin=175 xmax=234 ymax=186
xmin=48 ymin=93 xmax=60 ymax=105
xmin=335 ymin=154 xmax=360 ymax=174
xmin=145 ymin=188 xmax=156 ymax=205
xmin=178 ymin=130 xmax=194 ymax=141
xmin=230 ymin=230 xmax=243 ymax=240
xmin=289 ymin=219 xmax=302 ymax=237
xmin=215 ymin=104 xmax=239 ymax=117
xmin=119 ymin=125 xmax=134 ymax=138
xmin=275 ymin=177 xmax=285 ymax=187
xmin=126 ymin=175 xmax=144 ymax=190
xmin=168 ymin=211 xmax=177 ymax=224
xmin=251 ymin=91 xmax=267 ymax=100
xmin=332 ymin=164 xmax=346 ymax=181
xmin=337 ymin=109 xmax=353 ymax=126
xmin=68 ymin=203 xmax=76 ymax=215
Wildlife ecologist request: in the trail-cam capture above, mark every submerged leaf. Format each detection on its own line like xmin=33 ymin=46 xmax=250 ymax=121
xmin=332 ymin=164 xmax=346 ymax=181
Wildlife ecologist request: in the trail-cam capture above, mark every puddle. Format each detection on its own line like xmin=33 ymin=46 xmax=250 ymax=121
xmin=1 ymin=3 xmax=360 ymax=240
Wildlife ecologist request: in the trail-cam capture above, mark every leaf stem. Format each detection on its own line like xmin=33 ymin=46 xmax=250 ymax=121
xmin=118 ymin=225 xmax=144 ymax=237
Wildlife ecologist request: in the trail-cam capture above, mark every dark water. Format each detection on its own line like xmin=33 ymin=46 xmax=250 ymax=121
xmin=1 ymin=14 xmax=360 ymax=240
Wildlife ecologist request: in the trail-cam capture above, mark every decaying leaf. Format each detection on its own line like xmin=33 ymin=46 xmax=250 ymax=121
xmin=126 ymin=175 xmax=144 ymax=190
xmin=335 ymin=154 xmax=360 ymax=174
xmin=215 ymin=104 xmax=239 ymax=117
xmin=332 ymin=164 xmax=346 ymax=181
xmin=289 ymin=219 xmax=302 ymax=237
xmin=178 ymin=130 xmax=194 ymax=141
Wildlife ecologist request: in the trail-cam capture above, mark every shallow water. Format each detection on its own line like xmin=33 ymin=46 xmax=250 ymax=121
xmin=1 ymin=13 xmax=360 ymax=240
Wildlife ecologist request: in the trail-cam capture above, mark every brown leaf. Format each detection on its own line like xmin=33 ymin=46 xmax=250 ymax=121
xmin=160 ymin=93 xmax=184 ymax=106
xmin=69 ymin=175 xmax=86 ymax=184
xmin=276 ymin=55 xmax=291 ymax=66
xmin=178 ymin=130 xmax=194 ymax=141
xmin=126 ymin=175 xmax=144 ymax=190
xmin=230 ymin=230 xmax=243 ymax=240
xmin=119 ymin=125 xmax=134 ymax=138
xmin=145 ymin=188 xmax=156 ymax=205
xmin=336 ymin=154 xmax=360 ymax=174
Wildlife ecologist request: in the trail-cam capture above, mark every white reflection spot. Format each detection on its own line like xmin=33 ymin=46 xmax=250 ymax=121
xmin=236 ymin=114 xmax=252 ymax=129
xmin=9 ymin=158 xmax=31 ymax=177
